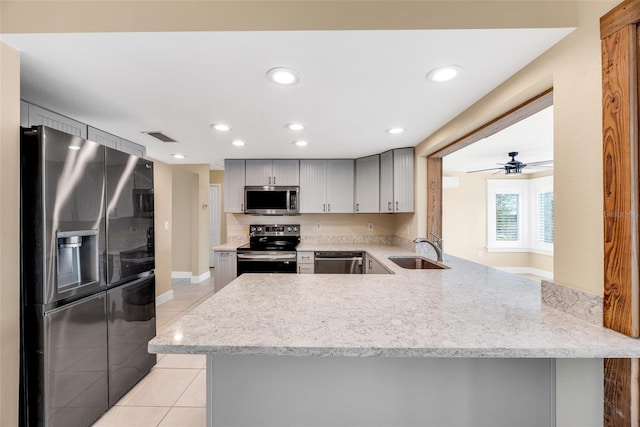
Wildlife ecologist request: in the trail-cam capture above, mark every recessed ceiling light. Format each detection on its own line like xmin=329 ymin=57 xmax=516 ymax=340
xmin=211 ymin=123 xmax=231 ymax=132
xmin=267 ymin=67 xmax=300 ymax=85
xmin=286 ymin=123 xmax=305 ymax=131
xmin=231 ymin=140 xmax=246 ymax=146
xmin=172 ymin=153 xmax=186 ymax=159
xmin=386 ymin=127 xmax=405 ymax=134
xmin=293 ymin=140 xmax=308 ymax=147
xmin=427 ymin=65 xmax=462 ymax=83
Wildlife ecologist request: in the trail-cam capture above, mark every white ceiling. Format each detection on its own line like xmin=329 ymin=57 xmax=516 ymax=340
xmin=1 ymin=29 xmax=571 ymax=169
xmin=443 ymin=105 xmax=554 ymax=174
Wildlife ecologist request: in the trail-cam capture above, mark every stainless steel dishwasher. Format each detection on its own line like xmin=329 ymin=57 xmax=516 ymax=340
xmin=314 ymin=251 xmax=364 ymax=274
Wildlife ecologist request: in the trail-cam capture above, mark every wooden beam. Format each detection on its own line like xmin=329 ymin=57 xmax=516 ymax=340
xmin=426 ymin=157 xmax=442 ymax=239
xmin=602 ymin=0 xmax=640 ymax=40
xmin=429 ymin=89 xmax=553 ymax=159
xmin=604 ymin=358 xmax=639 ymax=426
xmin=602 ymin=23 xmax=639 ymax=337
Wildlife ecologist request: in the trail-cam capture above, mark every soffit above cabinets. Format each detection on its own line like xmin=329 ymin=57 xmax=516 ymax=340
xmin=2 ymin=29 xmax=572 ymax=168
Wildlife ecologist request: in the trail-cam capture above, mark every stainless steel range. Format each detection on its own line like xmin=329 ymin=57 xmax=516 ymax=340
xmin=236 ymin=224 xmax=300 ymax=275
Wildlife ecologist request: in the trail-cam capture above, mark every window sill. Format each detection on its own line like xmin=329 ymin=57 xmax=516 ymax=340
xmin=487 ymin=247 xmax=553 ymax=256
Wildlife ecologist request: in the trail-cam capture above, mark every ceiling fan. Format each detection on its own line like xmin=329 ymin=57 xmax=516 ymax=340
xmin=467 ymin=151 xmax=553 ymax=175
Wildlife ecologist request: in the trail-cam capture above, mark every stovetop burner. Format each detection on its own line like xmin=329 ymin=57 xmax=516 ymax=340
xmin=238 ymin=224 xmax=301 ymax=252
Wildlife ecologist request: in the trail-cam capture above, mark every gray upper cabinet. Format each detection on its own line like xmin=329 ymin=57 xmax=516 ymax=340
xmin=393 ymin=148 xmax=414 ymax=212
xmin=88 ymin=127 xmax=146 ymax=158
xmin=224 ymin=159 xmax=246 ymax=213
xmin=379 ymin=150 xmax=394 ymax=213
xmin=20 ymin=101 xmax=28 ymax=127
xmin=355 ymin=155 xmax=380 ymax=213
xmin=379 ymin=148 xmax=414 ymax=213
xmin=245 ymin=159 xmax=299 ymax=186
xmin=27 ymin=103 xmax=87 ymax=138
xmin=300 ymin=159 xmax=354 ymax=213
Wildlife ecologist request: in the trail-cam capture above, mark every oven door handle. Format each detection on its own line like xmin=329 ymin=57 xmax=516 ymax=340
xmin=237 ymin=253 xmax=297 ymax=261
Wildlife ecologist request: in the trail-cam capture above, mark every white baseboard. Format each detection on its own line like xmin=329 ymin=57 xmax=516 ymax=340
xmin=156 ymin=289 xmax=174 ymax=306
xmin=496 ymin=267 xmax=553 ymax=280
xmin=171 ymin=271 xmax=191 ymax=279
xmin=191 ymin=270 xmax=211 ymax=284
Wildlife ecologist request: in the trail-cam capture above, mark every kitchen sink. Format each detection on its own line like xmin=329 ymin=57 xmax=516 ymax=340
xmin=387 ymin=256 xmax=449 ymax=270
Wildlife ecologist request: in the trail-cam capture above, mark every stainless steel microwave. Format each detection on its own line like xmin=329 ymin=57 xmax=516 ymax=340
xmin=244 ymin=186 xmax=299 ymax=215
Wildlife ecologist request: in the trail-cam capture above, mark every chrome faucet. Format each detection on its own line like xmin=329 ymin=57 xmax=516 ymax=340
xmin=413 ymin=233 xmax=444 ymax=262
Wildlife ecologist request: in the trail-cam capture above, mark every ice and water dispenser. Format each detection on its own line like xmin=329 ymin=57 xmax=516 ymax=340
xmin=57 ymin=230 xmax=99 ymax=290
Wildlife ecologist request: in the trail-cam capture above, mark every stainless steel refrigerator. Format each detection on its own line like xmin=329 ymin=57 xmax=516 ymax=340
xmin=20 ymin=126 xmax=156 ymax=427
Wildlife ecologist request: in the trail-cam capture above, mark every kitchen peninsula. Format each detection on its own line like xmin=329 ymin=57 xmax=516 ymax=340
xmin=149 ymin=244 xmax=640 ymax=426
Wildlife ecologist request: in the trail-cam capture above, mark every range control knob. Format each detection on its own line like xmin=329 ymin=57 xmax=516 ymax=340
xmin=287 ymin=226 xmax=292 ymax=232
xmin=257 ymin=227 xmax=262 ymax=232
xmin=250 ymin=226 xmax=256 ymax=232
xmin=293 ymin=226 xmax=298 ymax=232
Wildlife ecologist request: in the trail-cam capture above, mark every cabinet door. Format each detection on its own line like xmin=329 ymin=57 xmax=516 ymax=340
xmin=224 ymin=160 xmax=246 ymax=213
xmin=88 ymin=126 xmax=120 ymax=150
xmin=214 ymin=251 xmax=237 ymax=292
xmin=20 ymin=100 xmax=28 ymax=127
xmin=393 ymin=148 xmax=414 ymax=212
xmin=326 ymin=160 xmax=354 ymax=213
xmin=366 ymin=255 xmax=391 ymax=274
xmin=272 ymin=160 xmax=300 ymax=186
xmin=299 ymin=160 xmax=327 ymax=213
xmin=245 ymin=160 xmax=273 ymax=186
xmin=379 ymin=150 xmax=394 ymax=213
xmin=355 ymin=155 xmax=380 ymax=213
xmin=28 ymin=103 xmax=87 ymax=138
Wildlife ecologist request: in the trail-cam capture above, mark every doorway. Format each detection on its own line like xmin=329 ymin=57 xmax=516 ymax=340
xmin=427 ymin=90 xmax=553 ymax=280
xmin=209 ymin=184 xmax=221 ymax=267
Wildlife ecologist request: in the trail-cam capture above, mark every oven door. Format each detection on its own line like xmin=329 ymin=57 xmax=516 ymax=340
xmin=237 ymin=252 xmax=297 ymax=275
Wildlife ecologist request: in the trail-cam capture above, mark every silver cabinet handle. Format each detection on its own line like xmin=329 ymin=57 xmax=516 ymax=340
xmin=268 ymin=176 xmax=272 ymax=185
xmin=368 ymin=259 xmax=372 ymax=269
xmin=356 ymin=203 xmax=359 ymax=212
xmin=396 ymin=201 xmax=399 ymax=211
xmin=388 ymin=201 xmax=392 ymax=211
xmin=328 ymin=203 xmax=330 ymax=212
xmin=323 ymin=203 xmax=326 ymax=212
xmin=273 ymin=176 xmax=276 ymax=185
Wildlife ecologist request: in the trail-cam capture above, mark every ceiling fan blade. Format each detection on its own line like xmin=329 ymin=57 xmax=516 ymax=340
xmin=525 ymin=164 xmax=553 ymax=168
xmin=525 ymin=160 xmax=553 ymax=166
xmin=467 ymin=167 xmax=504 ymax=173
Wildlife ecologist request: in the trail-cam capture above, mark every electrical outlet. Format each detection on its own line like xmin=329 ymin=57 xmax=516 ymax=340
xmin=164 ymin=221 xmax=169 ymax=231
xmin=237 ymin=221 xmax=244 ymax=230
xmin=315 ymin=223 xmax=321 ymax=230
xmin=367 ymin=223 xmax=373 ymax=231
xmin=477 ymin=250 xmax=483 ymax=257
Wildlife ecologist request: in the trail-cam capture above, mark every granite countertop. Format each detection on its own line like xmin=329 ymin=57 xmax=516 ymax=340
xmin=150 ymin=244 xmax=640 ymax=358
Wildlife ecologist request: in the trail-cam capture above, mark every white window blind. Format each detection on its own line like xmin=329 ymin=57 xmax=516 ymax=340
xmin=495 ymin=193 xmax=520 ymax=241
xmin=537 ymin=191 xmax=554 ymax=244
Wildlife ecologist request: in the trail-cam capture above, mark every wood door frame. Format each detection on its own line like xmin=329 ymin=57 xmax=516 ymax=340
xmin=425 ymin=89 xmax=553 ymax=239
xmin=601 ymin=1 xmax=640 ymax=425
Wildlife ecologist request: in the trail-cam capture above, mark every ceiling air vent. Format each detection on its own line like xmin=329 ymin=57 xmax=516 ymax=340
xmin=142 ymin=131 xmax=177 ymax=143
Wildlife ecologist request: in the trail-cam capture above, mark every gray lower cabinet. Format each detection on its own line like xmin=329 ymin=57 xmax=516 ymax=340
xmin=297 ymin=251 xmax=315 ymax=274
xmin=365 ymin=254 xmax=392 ymax=274
xmin=214 ymin=250 xmax=237 ymax=291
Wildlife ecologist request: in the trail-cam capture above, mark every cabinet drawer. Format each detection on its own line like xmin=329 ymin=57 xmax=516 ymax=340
xmin=297 ymin=251 xmax=315 ymax=263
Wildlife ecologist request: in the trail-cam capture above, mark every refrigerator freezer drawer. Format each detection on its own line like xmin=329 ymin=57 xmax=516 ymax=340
xmin=42 ymin=292 xmax=108 ymax=427
xmin=107 ymin=275 xmax=157 ymax=407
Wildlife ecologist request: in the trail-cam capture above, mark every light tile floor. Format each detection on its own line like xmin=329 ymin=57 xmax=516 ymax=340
xmin=93 ymin=273 xmax=215 ymax=427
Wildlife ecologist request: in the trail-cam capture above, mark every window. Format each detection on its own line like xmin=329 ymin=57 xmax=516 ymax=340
xmin=496 ymin=193 xmax=520 ymax=241
xmin=537 ymin=191 xmax=554 ymax=244
xmin=487 ymin=176 xmax=553 ymax=254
